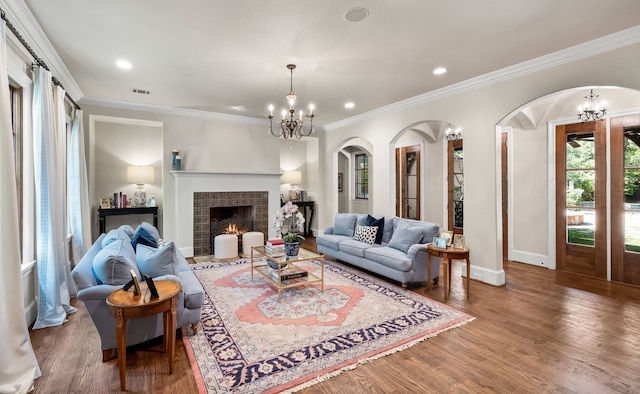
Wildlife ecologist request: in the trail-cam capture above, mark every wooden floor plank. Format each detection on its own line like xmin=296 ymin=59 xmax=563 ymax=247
xmin=29 ymin=239 xmax=640 ymax=393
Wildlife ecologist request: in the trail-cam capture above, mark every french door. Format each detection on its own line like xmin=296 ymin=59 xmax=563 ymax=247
xmin=395 ymin=145 xmax=421 ymax=220
xmin=555 ymin=121 xmax=607 ymax=279
xmin=448 ymin=140 xmax=463 ymax=235
xmin=611 ymin=114 xmax=640 ymax=286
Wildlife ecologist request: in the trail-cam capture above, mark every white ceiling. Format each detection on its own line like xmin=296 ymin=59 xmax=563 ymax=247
xmin=22 ymin=0 xmax=640 ymax=126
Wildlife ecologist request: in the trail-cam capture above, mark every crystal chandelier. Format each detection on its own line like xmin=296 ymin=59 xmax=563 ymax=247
xmin=445 ymin=125 xmax=463 ymax=141
xmin=268 ymin=64 xmax=315 ymax=139
xmin=577 ymin=89 xmax=606 ymax=121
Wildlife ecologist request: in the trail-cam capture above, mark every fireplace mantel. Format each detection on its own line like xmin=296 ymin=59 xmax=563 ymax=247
xmin=171 ymin=171 xmax=281 ymax=257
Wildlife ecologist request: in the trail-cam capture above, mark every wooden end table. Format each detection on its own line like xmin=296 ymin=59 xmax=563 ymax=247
xmin=426 ymin=244 xmax=471 ymax=300
xmin=106 ymin=280 xmax=181 ymax=391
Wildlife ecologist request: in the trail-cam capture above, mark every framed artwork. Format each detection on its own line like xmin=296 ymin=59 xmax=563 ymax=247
xmin=100 ymin=198 xmax=111 ymax=209
xmin=146 ymin=195 xmax=157 ymax=207
xmin=440 ymin=230 xmax=453 ymax=246
xmin=433 ymin=236 xmax=447 ymax=248
xmin=338 ymin=173 xmax=343 ymax=192
xmin=453 ymin=234 xmax=465 ymax=249
xmin=289 ymin=189 xmax=302 ymax=202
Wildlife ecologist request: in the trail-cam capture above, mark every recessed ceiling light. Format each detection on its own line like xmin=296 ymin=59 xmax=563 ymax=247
xmin=433 ymin=67 xmax=447 ymax=75
xmin=344 ymin=102 xmax=355 ymax=109
xmin=344 ymin=7 xmax=369 ymax=23
xmin=116 ymin=59 xmax=132 ymax=69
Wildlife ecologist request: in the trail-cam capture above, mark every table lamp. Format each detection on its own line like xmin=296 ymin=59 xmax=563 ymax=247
xmin=127 ymin=166 xmax=155 ymax=207
xmin=282 ymin=170 xmax=302 ymax=201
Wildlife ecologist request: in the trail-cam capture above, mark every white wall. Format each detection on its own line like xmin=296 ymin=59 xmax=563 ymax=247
xmin=83 ymin=104 xmax=285 ymax=244
xmin=91 ymin=118 xmax=163 ymax=238
xmin=318 ymin=42 xmax=640 ymax=286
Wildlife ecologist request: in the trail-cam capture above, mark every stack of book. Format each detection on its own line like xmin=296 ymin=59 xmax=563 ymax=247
xmin=265 ymin=239 xmax=285 ymax=257
xmin=270 ymin=267 xmax=308 ymax=283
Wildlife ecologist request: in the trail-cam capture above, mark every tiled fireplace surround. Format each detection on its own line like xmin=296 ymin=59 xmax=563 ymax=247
xmin=171 ymin=171 xmax=281 ymax=258
xmin=193 ymin=191 xmax=268 ymax=256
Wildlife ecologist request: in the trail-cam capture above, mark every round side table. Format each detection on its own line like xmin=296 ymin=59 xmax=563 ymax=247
xmin=106 ymin=280 xmax=181 ymax=391
xmin=426 ymin=244 xmax=471 ymax=300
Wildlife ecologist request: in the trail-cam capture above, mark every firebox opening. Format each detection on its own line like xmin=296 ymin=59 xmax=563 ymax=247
xmin=210 ymin=206 xmax=255 ymax=255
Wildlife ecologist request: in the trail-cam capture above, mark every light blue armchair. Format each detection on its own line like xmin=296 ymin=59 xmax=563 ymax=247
xmin=71 ymin=232 xmax=204 ymax=361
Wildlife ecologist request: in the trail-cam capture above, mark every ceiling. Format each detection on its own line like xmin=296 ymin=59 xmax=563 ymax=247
xmin=22 ymin=0 xmax=640 ymax=127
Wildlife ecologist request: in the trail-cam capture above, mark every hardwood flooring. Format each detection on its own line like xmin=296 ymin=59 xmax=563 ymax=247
xmin=30 ymin=238 xmax=640 ymax=393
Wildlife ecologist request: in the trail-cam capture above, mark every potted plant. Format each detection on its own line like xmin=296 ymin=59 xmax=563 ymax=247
xmin=274 ymin=201 xmax=306 ymax=256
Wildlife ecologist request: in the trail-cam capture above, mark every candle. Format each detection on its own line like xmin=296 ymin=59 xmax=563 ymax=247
xmin=309 ymin=103 xmax=314 ymax=115
xmin=268 ymin=104 xmax=274 ymax=116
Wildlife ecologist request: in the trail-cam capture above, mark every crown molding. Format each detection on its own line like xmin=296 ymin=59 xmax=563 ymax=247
xmin=80 ymin=96 xmax=267 ymax=125
xmin=0 ymin=0 xmax=83 ymax=100
xmin=325 ymin=25 xmax=640 ymax=131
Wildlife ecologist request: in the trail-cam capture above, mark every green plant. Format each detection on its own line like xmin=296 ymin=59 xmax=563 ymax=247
xmin=282 ymin=232 xmax=305 ymax=243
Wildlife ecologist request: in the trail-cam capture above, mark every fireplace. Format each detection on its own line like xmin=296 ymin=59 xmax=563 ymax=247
xmin=193 ymin=191 xmax=269 ymax=256
xmin=210 ymin=206 xmax=255 ymax=254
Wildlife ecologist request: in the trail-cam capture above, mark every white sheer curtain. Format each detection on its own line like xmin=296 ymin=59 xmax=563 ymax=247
xmin=68 ymin=108 xmax=91 ymax=265
xmin=32 ymin=66 xmax=76 ymax=329
xmin=0 ymin=20 xmax=40 ymax=393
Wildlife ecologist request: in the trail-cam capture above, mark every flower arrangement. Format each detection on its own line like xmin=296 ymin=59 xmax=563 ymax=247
xmin=274 ymin=201 xmax=305 ymax=244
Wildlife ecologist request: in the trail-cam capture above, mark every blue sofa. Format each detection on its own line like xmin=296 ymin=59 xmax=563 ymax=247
xmin=317 ymin=214 xmax=442 ymax=288
xmin=71 ymin=223 xmax=204 ymax=361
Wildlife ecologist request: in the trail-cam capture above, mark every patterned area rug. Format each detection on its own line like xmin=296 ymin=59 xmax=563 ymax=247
xmin=183 ymin=258 xmax=474 ymax=393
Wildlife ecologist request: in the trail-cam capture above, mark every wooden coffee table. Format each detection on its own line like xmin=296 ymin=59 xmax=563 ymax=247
xmin=251 ymin=246 xmax=324 ymax=302
xmin=106 ymin=280 xmax=181 ymax=391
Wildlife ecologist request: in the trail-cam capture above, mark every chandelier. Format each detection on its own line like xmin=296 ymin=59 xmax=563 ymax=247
xmin=445 ymin=125 xmax=463 ymax=141
xmin=577 ymin=89 xmax=606 ymax=121
xmin=268 ymin=64 xmax=315 ymax=139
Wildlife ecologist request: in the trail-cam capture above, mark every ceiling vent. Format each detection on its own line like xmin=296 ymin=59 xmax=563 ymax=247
xmin=131 ymin=88 xmax=150 ymax=95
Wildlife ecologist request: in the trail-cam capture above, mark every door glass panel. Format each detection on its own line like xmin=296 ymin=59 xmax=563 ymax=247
xmin=453 ymin=147 xmax=463 ymax=229
xmin=623 ymin=129 xmax=640 ymax=252
xmin=566 ymin=132 xmax=596 ymax=247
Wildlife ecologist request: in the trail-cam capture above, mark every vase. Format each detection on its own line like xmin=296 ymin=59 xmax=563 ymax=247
xmin=284 ymin=242 xmax=300 ymax=257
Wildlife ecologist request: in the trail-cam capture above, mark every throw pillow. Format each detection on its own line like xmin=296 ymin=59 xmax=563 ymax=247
xmin=92 ymin=238 xmax=138 ymax=285
xmin=101 ymin=228 xmax=131 ymax=248
xmin=333 ymin=213 xmax=358 ymax=236
xmin=131 ymin=226 xmax=158 ymax=250
xmin=388 ymin=223 xmax=423 ymax=253
xmin=136 ymin=242 xmax=180 ymax=278
xmin=118 ymin=224 xmax=135 ymax=239
xmin=353 ymin=225 xmax=378 ymax=245
xmin=138 ymin=221 xmax=161 ymax=241
xmin=366 ymin=215 xmax=385 ymax=244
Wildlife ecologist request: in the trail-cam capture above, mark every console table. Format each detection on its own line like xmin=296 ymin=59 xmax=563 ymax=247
xmin=285 ymin=201 xmax=315 ymax=237
xmin=99 ymin=207 xmax=158 ymax=233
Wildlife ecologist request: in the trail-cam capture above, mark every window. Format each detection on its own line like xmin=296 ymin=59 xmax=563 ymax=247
xmin=355 ymin=154 xmax=368 ymax=199
xmin=9 ymin=81 xmax=23 ymax=256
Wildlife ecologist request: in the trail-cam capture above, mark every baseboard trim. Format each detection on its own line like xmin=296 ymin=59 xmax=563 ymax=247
xmin=511 ymin=250 xmax=551 ymax=268
xmin=461 ymin=263 xmax=505 ymax=286
xmin=180 ymin=246 xmax=195 ymax=259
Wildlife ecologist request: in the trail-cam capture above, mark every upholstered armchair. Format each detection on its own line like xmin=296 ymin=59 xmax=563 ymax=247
xmin=71 ymin=228 xmax=204 ymax=361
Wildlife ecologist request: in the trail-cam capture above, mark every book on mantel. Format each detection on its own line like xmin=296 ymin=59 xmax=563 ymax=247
xmin=270 ymin=267 xmax=308 ymax=282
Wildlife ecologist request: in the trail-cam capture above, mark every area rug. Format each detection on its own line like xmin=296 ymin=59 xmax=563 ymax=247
xmin=183 ymin=258 xmax=474 ymax=393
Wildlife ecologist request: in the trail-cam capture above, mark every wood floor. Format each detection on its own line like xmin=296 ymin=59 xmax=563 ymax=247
xmin=30 ymin=238 xmax=640 ymax=393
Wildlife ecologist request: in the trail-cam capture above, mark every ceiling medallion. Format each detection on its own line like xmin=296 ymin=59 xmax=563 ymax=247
xmin=268 ymin=64 xmax=315 ymax=140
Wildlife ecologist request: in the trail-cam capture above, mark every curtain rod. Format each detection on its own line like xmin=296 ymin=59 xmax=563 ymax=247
xmin=0 ymin=7 xmax=81 ymax=110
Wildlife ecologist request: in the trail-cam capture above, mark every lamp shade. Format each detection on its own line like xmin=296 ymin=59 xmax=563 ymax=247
xmin=127 ymin=166 xmax=155 ymax=184
xmin=281 ymin=170 xmax=302 ymax=185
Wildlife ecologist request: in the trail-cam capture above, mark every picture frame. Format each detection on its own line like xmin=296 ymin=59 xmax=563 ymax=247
xmin=127 ymin=269 xmax=142 ymax=296
xmin=289 ymin=189 xmax=302 ymax=202
xmin=453 ymin=234 xmax=465 ymax=249
xmin=440 ymin=230 xmax=453 ymax=246
xmin=433 ymin=236 xmax=447 ymax=249
xmin=100 ymin=198 xmax=111 ymax=209
xmin=338 ymin=173 xmax=343 ymax=192
xmin=146 ymin=195 xmax=157 ymax=207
